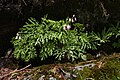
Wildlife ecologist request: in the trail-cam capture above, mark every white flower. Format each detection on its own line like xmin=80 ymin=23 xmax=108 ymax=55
xmin=67 ymin=25 xmax=71 ymax=30
xmin=72 ymin=14 xmax=77 ymax=22
xmin=73 ymin=14 xmax=75 ymax=17
xmin=68 ymin=18 xmax=72 ymax=22
xmin=63 ymin=24 xmax=67 ymax=30
xmin=72 ymin=19 xmax=74 ymax=22
xmin=15 ymin=33 xmax=21 ymax=39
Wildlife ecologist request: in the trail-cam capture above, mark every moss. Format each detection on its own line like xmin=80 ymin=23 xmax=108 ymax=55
xmin=75 ymin=67 xmax=93 ymax=80
xmin=93 ymin=58 xmax=120 ymax=80
xmin=8 ymin=54 xmax=119 ymax=80
xmin=74 ymin=57 xmax=120 ymax=80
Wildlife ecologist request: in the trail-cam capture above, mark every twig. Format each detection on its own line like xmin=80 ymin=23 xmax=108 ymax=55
xmin=99 ymin=1 xmax=109 ymax=19
xmin=18 ymin=64 xmax=31 ymax=71
xmin=22 ymin=0 xmax=27 ymax=6
xmin=0 ymin=64 xmax=31 ymax=79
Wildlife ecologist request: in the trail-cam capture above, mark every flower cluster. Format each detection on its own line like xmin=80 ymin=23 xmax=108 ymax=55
xmin=63 ymin=24 xmax=71 ymax=30
xmin=68 ymin=15 xmax=77 ymax=23
xmin=63 ymin=15 xmax=77 ymax=31
xmin=15 ymin=33 xmax=21 ymax=39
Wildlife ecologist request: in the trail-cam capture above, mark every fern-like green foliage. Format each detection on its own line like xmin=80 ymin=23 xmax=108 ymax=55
xmin=97 ymin=27 xmax=114 ymax=43
xmin=95 ymin=24 xmax=120 ymax=48
xmin=11 ymin=17 xmax=100 ymax=62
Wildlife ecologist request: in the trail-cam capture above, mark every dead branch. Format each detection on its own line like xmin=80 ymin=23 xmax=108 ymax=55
xmin=22 ymin=0 xmax=27 ymax=6
xmin=0 ymin=64 xmax=31 ymax=79
xmin=99 ymin=1 xmax=109 ymax=19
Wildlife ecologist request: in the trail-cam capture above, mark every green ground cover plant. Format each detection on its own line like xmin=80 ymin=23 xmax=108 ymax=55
xmin=11 ymin=17 xmax=120 ymax=62
xmin=11 ymin=17 xmax=101 ymax=62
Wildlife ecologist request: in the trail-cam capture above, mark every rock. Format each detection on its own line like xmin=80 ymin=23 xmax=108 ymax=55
xmin=38 ymin=75 xmax=45 ymax=80
xmin=74 ymin=63 xmax=95 ymax=71
xmin=49 ymin=77 xmax=57 ymax=80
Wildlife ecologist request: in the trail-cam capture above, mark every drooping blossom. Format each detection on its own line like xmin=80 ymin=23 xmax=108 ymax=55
xmin=15 ymin=33 xmax=21 ymax=39
xmin=67 ymin=24 xmax=71 ymax=30
xmin=68 ymin=18 xmax=72 ymax=22
xmin=72 ymin=14 xmax=77 ymax=22
xmin=63 ymin=24 xmax=67 ymax=30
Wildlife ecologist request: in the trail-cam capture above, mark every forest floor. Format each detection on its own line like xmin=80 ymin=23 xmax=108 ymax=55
xmin=0 ymin=53 xmax=120 ymax=80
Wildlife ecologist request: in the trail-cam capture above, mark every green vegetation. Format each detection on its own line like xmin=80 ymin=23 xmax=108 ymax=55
xmin=1 ymin=0 xmax=120 ymax=80
xmin=11 ymin=17 xmax=99 ymax=62
xmin=11 ymin=17 xmax=120 ymax=62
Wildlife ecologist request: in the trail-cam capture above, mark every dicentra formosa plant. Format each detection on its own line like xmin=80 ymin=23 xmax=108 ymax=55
xmin=11 ymin=17 xmax=100 ymax=62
